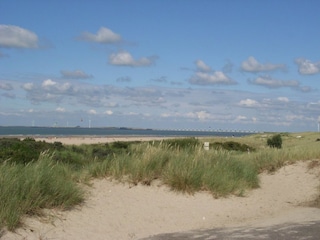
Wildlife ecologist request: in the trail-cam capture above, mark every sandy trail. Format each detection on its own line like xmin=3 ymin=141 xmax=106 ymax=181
xmin=2 ymin=137 xmax=320 ymax=240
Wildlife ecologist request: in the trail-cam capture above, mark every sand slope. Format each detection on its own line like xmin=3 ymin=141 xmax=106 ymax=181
xmin=2 ymin=160 xmax=320 ymax=240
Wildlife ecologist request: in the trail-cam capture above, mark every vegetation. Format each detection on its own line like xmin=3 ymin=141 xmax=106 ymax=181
xmin=210 ymin=140 xmax=255 ymax=152
xmin=0 ymin=132 xmax=320 ymax=230
xmin=267 ymin=134 xmax=283 ymax=149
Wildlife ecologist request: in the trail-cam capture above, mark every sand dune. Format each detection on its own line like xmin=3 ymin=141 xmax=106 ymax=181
xmin=3 ymin=137 xmax=320 ymax=240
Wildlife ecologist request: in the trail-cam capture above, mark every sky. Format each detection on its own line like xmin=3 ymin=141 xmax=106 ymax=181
xmin=0 ymin=0 xmax=320 ymax=132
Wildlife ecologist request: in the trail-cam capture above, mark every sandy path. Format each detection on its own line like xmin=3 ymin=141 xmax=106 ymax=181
xmin=3 ymin=159 xmax=320 ymax=240
xmin=31 ymin=136 xmax=179 ymax=145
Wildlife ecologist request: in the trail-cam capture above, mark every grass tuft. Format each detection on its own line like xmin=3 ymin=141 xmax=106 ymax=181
xmin=0 ymin=152 xmax=84 ymax=230
xmin=1 ymin=132 xmax=320 ymax=231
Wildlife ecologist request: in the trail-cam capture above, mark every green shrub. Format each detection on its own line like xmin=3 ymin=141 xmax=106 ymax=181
xmin=0 ymin=138 xmax=57 ymax=164
xmin=155 ymin=138 xmax=200 ymax=149
xmin=267 ymin=134 xmax=282 ymax=149
xmin=211 ymin=141 xmax=255 ymax=152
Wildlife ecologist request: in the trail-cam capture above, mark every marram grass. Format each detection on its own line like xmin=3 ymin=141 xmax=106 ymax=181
xmin=90 ymin=142 xmax=260 ymax=196
xmin=1 ymin=133 xmax=320 ymax=231
xmin=0 ymin=152 xmax=84 ymax=230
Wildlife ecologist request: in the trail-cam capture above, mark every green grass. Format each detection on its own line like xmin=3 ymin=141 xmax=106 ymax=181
xmin=1 ymin=133 xmax=320 ymax=231
xmin=0 ymin=152 xmax=84 ymax=230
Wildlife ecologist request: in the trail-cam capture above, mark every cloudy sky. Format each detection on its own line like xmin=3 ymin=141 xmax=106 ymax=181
xmin=0 ymin=0 xmax=320 ymax=132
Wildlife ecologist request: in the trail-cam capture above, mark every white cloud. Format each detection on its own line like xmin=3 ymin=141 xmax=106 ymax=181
xmin=295 ymin=58 xmax=320 ymax=75
xmin=42 ymin=79 xmax=57 ymax=88
xmin=1 ymin=92 xmax=15 ymax=99
xmin=189 ymin=71 xmax=235 ymax=85
xmin=104 ymin=110 xmax=113 ymax=115
xmin=61 ymin=70 xmax=93 ymax=79
xmin=235 ymin=115 xmax=247 ymax=121
xmin=108 ymin=51 xmax=157 ymax=67
xmin=249 ymin=76 xmax=299 ymax=88
xmin=188 ymin=60 xmax=235 ymax=85
xmin=277 ymin=97 xmax=289 ymax=102
xmin=248 ymin=76 xmax=310 ymax=92
xmin=41 ymin=79 xmax=72 ymax=92
xmin=0 ymin=25 xmax=39 ymax=48
xmin=238 ymin=98 xmax=260 ymax=107
xmin=13 ymin=78 xmax=318 ymax=131
xmin=78 ymin=27 xmax=121 ymax=44
xmin=241 ymin=56 xmax=286 ymax=72
xmin=186 ymin=111 xmax=212 ymax=121
xmin=88 ymin=109 xmax=97 ymax=115
xmin=56 ymin=107 xmax=66 ymax=112
xmin=0 ymin=82 xmax=13 ymax=90
xmin=22 ymin=82 xmax=34 ymax=90
xmin=195 ymin=60 xmax=211 ymax=72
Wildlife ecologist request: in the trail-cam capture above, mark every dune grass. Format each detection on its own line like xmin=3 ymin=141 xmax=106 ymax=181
xmin=0 ymin=152 xmax=84 ymax=230
xmin=1 ymin=132 xmax=320 ymax=230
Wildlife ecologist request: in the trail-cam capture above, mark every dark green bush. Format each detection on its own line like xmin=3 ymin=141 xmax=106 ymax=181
xmin=0 ymin=138 xmax=54 ymax=164
xmin=92 ymin=147 xmax=114 ymax=158
xmin=211 ymin=141 xmax=255 ymax=152
xmin=159 ymin=138 xmax=200 ymax=149
xmin=110 ymin=141 xmax=132 ymax=149
xmin=267 ymin=134 xmax=282 ymax=149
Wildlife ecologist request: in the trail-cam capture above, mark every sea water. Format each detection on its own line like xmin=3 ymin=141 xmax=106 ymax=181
xmin=0 ymin=126 xmax=253 ymax=137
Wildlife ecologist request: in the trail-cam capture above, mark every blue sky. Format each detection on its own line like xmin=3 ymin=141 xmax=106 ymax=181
xmin=0 ymin=0 xmax=320 ymax=132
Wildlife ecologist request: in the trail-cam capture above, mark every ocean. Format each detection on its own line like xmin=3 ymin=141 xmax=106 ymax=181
xmin=0 ymin=126 xmax=253 ymax=137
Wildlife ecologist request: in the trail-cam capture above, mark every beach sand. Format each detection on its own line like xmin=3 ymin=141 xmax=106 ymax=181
xmin=30 ymin=136 xmax=179 ymax=145
xmin=2 ymin=137 xmax=320 ymax=240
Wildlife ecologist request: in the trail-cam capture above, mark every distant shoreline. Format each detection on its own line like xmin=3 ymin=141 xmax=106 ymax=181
xmin=0 ymin=126 xmax=254 ymax=137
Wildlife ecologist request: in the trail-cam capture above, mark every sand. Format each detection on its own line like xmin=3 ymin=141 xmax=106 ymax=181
xmin=30 ymin=136 xmax=179 ymax=145
xmin=2 ymin=137 xmax=320 ymax=240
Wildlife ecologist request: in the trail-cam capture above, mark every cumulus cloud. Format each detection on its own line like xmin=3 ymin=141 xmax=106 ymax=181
xmin=78 ymin=27 xmax=121 ymax=44
xmin=0 ymin=82 xmax=13 ymax=91
xmin=61 ymin=70 xmax=93 ymax=79
xmin=295 ymin=58 xmax=320 ymax=75
xmin=185 ymin=111 xmax=212 ymax=121
xmin=104 ymin=110 xmax=113 ymax=115
xmin=56 ymin=107 xmax=66 ymax=112
xmin=22 ymin=79 xmax=77 ymax=103
xmin=238 ymin=98 xmax=260 ymax=107
xmin=108 ymin=51 xmax=157 ymax=67
xmin=277 ymin=97 xmax=289 ymax=102
xmin=42 ymin=79 xmax=57 ymax=88
xmin=248 ymin=75 xmax=311 ymax=92
xmin=88 ymin=109 xmax=97 ymax=115
xmin=235 ymin=115 xmax=247 ymax=122
xmin=189 ymin=71 xmax=235 ymax=85
xmin=241 ymin=56 xmax=286 ymax=72
xmin=22 ymin=82 xmax=34 ymax=90
xmin=222 ymin=60 xmax=233 ymax=73
xmin=195 ymin=60 xmax=211 ymax=72
xmin=188 ymin=60 xmax=235 ymax=86
xmin=0 ymin=25 xmax=39 ymax=48
xmin=248 ymin=75 xmax=300 ymax=89
xmin=1 ymin=92 xmax=15 ymax=99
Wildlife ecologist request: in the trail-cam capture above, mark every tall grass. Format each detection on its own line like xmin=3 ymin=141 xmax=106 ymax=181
xmin=90 ymin=141 xmax=259 ymax=196
xmin=1 ymin=133 xmax=320 ymax=231
xmin=0 ymin=152 xmax=84 ymax=230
